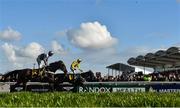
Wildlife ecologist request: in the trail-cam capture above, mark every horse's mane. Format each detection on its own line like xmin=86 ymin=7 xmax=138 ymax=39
xmin=81 ymin=70 xmax=94 ymax=74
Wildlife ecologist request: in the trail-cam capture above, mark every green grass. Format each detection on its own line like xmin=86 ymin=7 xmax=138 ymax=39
xmin=0 ymin=92 xmax=180 ymax=107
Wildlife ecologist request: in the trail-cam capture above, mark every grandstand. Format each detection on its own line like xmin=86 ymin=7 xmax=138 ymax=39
xmin=128 ymin=47 xmax=180 ymax=71
xmin=127 ymin=47 xmax=180 ymax=81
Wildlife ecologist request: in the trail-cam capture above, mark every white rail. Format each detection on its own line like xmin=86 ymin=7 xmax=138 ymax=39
xmin=84 ymin=81 xmax=180 ymax=85
xmin=0 ymin=81 xmax=180 ymax=85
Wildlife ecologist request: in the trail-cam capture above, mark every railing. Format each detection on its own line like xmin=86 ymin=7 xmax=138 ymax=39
xmin=0 ymin=81 xmax=180 ymax=93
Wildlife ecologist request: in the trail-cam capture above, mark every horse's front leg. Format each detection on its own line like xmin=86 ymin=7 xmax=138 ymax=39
xmin=48 ymin=74 xmax=54 ymax=91
xmin=22 ymin=82 xmax=27 ymax=91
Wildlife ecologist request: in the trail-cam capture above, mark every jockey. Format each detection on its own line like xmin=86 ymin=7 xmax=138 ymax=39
xmin=70 ymin=58 xmax=83 ymax=80
xmin=36 ymin=51 xmax=54 ymax=69
xmin=70 ymin=59 xmax=83 ymax=73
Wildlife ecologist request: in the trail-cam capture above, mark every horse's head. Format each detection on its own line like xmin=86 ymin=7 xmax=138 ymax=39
xmin=48 ymin=60 xmax=68 ymax=74
xmin=81 ymin=70 xmax=96 ymax=82
xmin=2 ymin=70 xmax=21 ymax=82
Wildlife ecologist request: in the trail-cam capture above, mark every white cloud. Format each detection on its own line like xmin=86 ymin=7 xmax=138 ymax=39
xmin=1 ymin=43 xmax=23 ymax=70
xmin=1 ymin=43 xmax=16 ymax=62
xmin=0 ymin=27 xmax=21 ymax=41
xmin=66 ymin=21 xmax=117 ymax=50
xmin=1 ymin=42 xmax=45 ymax=71
xmin=51 ymin=40 xmax=66 ymax=54
xmin=19 ymin=42 xmax=45 ymax=58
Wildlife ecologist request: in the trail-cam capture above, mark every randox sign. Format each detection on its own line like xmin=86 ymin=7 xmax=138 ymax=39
xmin=78 ymin=86 xmax=146 ymax=93
xmin=78 ymin=86 xmax=111 ymax=92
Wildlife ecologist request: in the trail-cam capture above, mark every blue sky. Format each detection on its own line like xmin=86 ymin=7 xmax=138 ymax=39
xmin=0 ymin=0 xmax=180 ymax=75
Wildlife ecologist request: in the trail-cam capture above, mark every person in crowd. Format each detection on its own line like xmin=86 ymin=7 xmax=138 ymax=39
xmin=143 ymin=75 xmax=152 ymax=81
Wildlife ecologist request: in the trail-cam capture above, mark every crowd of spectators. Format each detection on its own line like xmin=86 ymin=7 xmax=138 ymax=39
xmin=95 ymin=69 xmax=180 ymax=82
xmin=1 ymin=69 xmax=180 ymax=82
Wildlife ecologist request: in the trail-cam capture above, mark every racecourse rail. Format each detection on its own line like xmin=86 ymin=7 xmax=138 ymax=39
xmin=0 ymin=81 xmax=180 ymax=93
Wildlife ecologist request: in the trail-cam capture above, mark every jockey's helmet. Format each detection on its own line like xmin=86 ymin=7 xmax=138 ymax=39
xmin=77 ymin=58 xmax=82 ymax=63
xmin=48 ymin=51 xmax=54 ymax=56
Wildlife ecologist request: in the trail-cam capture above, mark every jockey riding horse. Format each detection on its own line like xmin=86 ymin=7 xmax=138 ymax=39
xmin=9 ymin=60 xmax=68 ymax=91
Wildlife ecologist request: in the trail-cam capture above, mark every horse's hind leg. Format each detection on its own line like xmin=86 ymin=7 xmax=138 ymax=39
xmin=13 ymin=80 xmax=27 ymax=91
xmin=11 ymin=81 xmax=21 ymax=92
xmin=49 ymin=82 xmax=54 ymax=91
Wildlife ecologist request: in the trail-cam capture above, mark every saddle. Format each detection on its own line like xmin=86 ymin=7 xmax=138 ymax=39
xmin=32 ymin=66 xmax=46 ymax=78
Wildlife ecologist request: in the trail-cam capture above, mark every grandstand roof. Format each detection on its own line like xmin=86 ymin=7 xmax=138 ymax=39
xmin=127 ymin=47 xmax=180 ymax=68
xmin=106 ymin=63 xmax=135 ymax=72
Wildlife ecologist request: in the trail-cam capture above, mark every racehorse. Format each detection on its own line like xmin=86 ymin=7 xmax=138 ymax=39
xmin=54 ymin=70 xmax=96 ymax=92
xmin=4 ymin=60 xmax=68 ymax=90
xmin=54 ymin=70 xmax=96 ymax=84
xmin=80 ymin=70 xmax=96 ymax=82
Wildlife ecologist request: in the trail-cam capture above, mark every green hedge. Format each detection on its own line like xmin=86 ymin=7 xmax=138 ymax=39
xmin=0 ymin=92 xmax=180 ymax=107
